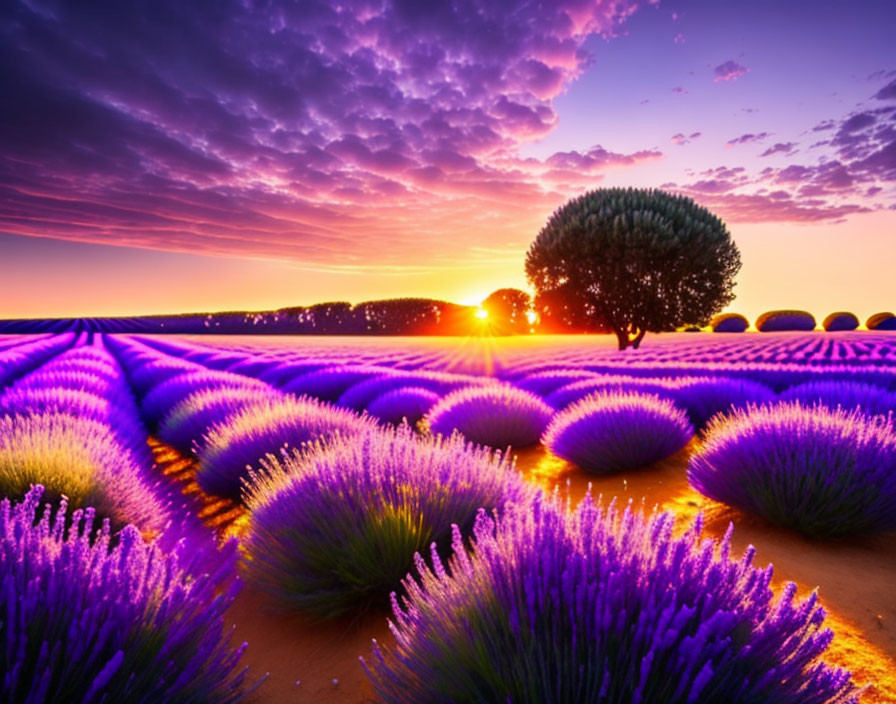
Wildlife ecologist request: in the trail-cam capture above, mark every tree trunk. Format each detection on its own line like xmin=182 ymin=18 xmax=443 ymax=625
xmin=614 ymin=328 xmax=629 ymax=351
xmin=631 ymin=328 xmax=646 ymax=349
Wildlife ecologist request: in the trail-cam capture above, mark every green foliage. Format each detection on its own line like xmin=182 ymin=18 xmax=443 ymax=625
xmin=525 ymin=188 xmax=741 ymax=349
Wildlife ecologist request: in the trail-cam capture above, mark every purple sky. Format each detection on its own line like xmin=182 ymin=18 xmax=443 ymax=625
xmin=0 ymin=0 xmax=894 ymax=318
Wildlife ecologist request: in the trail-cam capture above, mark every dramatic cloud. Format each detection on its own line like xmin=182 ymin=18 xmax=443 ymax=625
xmin=713 ymin=60 xmax=749 ymax=82
xmin=0 ymin=0 xmax=658 ymax=267
xmin=873 ymin=78 xmax=896 ymax=101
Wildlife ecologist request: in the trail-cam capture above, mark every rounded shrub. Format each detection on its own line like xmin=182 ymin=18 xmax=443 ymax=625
xmin=158 ymin=386 xmax=282 ymax=455
xmin=129 ymin=358 xmax=203 ymax=397
xmin=755 ymin=310 xmax=816 ymax=332
xmin=197 ymin=395 xmax=374 ymax=499
xmin=337 ymin=371 xmax=478 ymax=411
xmin=867 ymin=312 xmax=896 ymax=331
xmin=543 ymin=391 xmax=693 ymax=473
xmin=425 ymin=385 xmax=553 ymax=449
xmin=672 ymin=377 xmax=777 ymax=429
xmin=364 ymin=495 xmax=856 ymax=704
xmin=280 ymin=366 xmax=386 ymax=402
xmin=0 ymin=386 xmax=126 ymax=425
xmin=545 ymin=374 xmax=678 ymax=410
xmin=140 ymin=370 xmax=270 ymax=426
xmin=18 ymin=369 xmax=108 ymax=396
xmin=780 ymin=380 xmax=896 ymax=418
xmin=0 ymin=413 xmax=166 ymax=534
xmin=366 ymin=387 xmax=440 ymax=427
xmin=710 ymin=312 xmax=749 ymax=332
xmin=242 ymin=427 xmax=531 ymax=619
xmin=688 ymin=402 xmax=896 ymax=537
xmin=822 ymin=312 xmax=859 ymax=332
xmin=514 ymin=369 xmax=598 ymax=397
xmin=257 ymin=360 xmax=332 ymax=386
xmin=1 ymin=486 xmax=254 ymax=703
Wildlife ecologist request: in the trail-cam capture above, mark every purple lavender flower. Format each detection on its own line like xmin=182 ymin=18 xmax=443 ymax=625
xmin=542 ymin=391 xmax=693 ymax=473
xmin=424 ymin=385 xmax=553 ymax=449
xmin=544 ymin=374 xmax=679 ymax=409
xmin=366 ymin=387 xmax=440 ymax=427
xmin=688 ymin=402 xmax=896 ymax=537
xmin=197 ymin=395 xmax=374 ymax=498
xmin=128 ymin=357 xmax=205 ymax=396
xmin=139 ymin=369 xmax=271 ymax=426
xmin=242 ymin=426 xmax=532 ymax=618
xmin=514 ymin=369 xmax=599 ymax=397
xmin=158 ymin=386 xmax=282 ymax=455
xmin=280 ymin=365 xmax=390 ymax=402
xmin=780 ymin=381 xmax=896 ymax=418
xmin=337 ymin=371 xmax=479 ymax=411
xmin=364 ymin=494 xmax=856 ymax=703
xmin=672 ymin=376 xmax=777 ymax=429
xmin=1 ymin=486 xmax=256 ymax=702
xmin=0 ymin=413 xmax=167 ymax=535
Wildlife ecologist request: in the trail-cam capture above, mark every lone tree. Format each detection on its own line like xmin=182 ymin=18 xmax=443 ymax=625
xmin=481 ymin=288 xmax=531 ymax=334
xmin=526 ymin=188 xmax=741 ymax=350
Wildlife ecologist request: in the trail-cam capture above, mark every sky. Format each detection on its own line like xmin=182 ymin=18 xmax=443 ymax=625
xmin=0 ymin=0 xmax=894 ymax=320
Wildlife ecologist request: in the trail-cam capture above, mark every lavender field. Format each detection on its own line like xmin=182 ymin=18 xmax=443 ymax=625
xmin=1 ymin=330 xmax=894 ymax=703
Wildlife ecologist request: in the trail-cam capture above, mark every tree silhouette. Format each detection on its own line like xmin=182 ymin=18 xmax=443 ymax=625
xmin=481 ymin=288 xmax=531 ymax=334
xmin=526 ymin=188 xmax=741 ymax=350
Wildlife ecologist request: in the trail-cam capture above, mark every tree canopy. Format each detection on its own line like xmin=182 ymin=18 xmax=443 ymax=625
xmin=481 ymin=288 xmax=531 ymax=334
xmin=525 ymin=188 xmax=741 ymax=349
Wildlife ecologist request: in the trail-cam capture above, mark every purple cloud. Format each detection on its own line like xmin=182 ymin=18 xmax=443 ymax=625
xmin=713 ymin=60 xmax=749 ymax=82
xmin=873 ymin=79 xmax=896 ymax=101
xmin=760 ymin=142 xmax=798 ymax=157
xmin=0 ymin=0 xmax=653 ymax=265
xmin=725 ymin=132 xmax=771 ymax=147
xmin=672 ymin=86 xmax=688 ymax=94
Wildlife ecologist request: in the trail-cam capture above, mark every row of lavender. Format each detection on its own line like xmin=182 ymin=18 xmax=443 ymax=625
xmin=0 ymin=335 xmax=256 ymax=702
xmin=107 ymin=334 xmax=865 ymax=701
xmin=3 ymin=331 xmax=890 ymax=701
xmin=129 ymin=333 xmax=896 ymax=538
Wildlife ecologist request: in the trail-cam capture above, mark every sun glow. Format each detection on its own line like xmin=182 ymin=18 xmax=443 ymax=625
xmin=475 ymin=308 xmax=489 ymax=320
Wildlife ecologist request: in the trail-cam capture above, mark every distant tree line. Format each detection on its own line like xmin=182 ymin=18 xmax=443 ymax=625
xmin=0 ymin=298 xmax=488 ymax=336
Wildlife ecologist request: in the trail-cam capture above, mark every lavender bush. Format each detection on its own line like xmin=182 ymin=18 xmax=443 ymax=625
xmin=1 ymin=486 xmax=255 ymax=702
xmin=198 ymin=395 xmax=374 ymax=498
xmin=514 ymin=369 xmax=598 ymax=396
xmin=672 ymin=377 xmax=777 ymax=429
xmin=822 ymin=312 xmax=859 ymax=332
xmin=280 ymin=365 xmax=386 ymax=402
xmin=140 ymin=370 xmax=270 ymax=426
xmin=242 ymin=427 xmax=531 ymax=618
xmin=425 ymin=385 xmax=553 ymax=448
xmin=710 ymin=312 xmax=750 ymax=332
xmin=544 ymin=375 xmax=678 ymax=409
xmin=755 ymin=310 xmax=817 ymax=332
xmin=780 ymin=380 xmax=896 ymax=417
xmin=366 ymin=387 xmax=440 ymax=427
xmin=866 ymin=312 xmax=896 ymax=331
xmin=0 ymin=413 xmax=166 ymax=534
xmin=543 ymin=391 xmax=693 ymax=473
xmin=364 ymin=495 xmax=856 ymax=703
xmin=158 ymin=386 xmax=282 ymax=455
xmin=688 ymin=402 xmax=896 ymax=537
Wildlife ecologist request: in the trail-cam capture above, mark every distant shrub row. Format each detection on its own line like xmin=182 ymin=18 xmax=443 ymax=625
xmin=709 ymin=311 xmax=896 ymax=332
